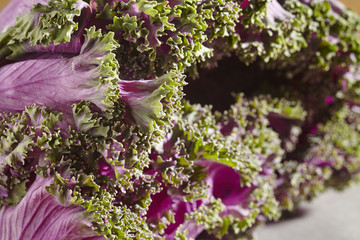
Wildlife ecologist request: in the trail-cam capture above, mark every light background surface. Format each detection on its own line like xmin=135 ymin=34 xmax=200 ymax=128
xmin=0 ymin=0 xmax=9 ymax=9
xmin=342 ymin=0 xmax=360 ymax=12
xmin=257 ymin=185 xmax=360 ymax=240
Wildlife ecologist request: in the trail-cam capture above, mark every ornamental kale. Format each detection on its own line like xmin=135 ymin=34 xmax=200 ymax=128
xmin=1 ymin=0 xmax=360 ymax=239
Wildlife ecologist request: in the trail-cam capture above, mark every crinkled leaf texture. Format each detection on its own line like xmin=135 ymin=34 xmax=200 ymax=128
xmin=0 ymin=0 xmax=49 ymax=33
xmin=0 ymin=176 xmax=105 ymax=240
xmin=0 ymin=27 xmax=119 ymax=119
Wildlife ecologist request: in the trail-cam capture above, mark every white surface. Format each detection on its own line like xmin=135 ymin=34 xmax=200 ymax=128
xmin=256 ymin=184 xmax=360 ymax=240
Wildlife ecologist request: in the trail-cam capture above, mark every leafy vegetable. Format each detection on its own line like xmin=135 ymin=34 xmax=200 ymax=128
xmin=1 ymin=0 xmax=360 ymax=239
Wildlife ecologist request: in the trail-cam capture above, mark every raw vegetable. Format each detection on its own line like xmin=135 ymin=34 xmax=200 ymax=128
xmin=1 ymin=0 xmax=360 ymax=239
